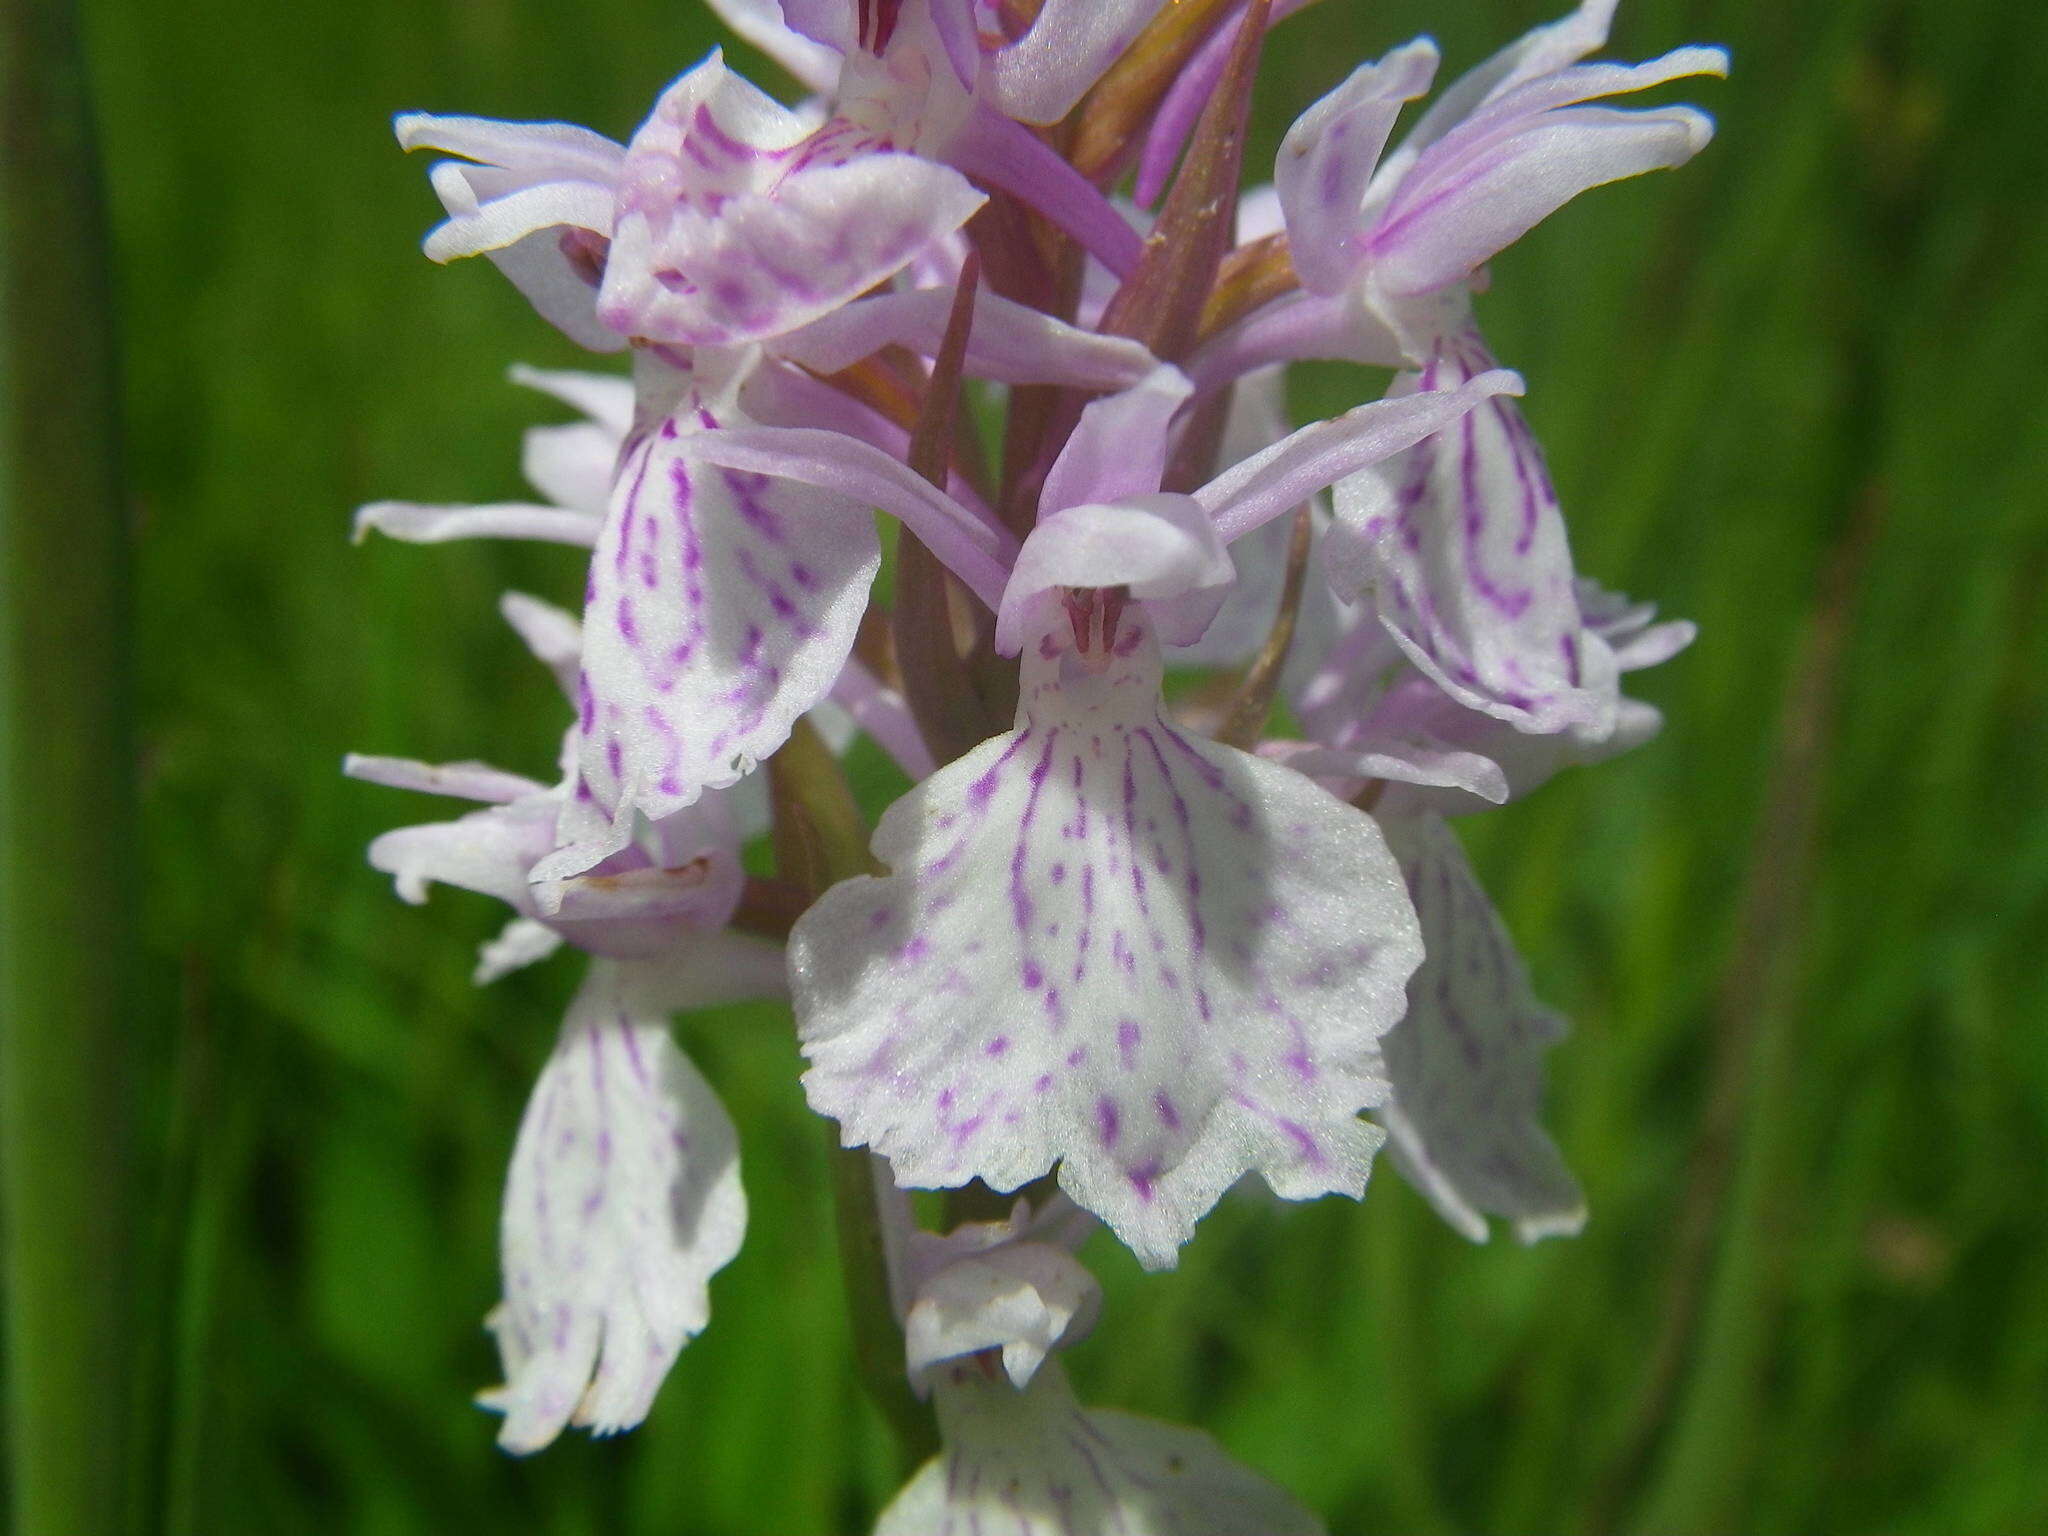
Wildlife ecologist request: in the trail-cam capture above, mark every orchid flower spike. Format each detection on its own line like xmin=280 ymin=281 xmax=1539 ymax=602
xmin=688 ymin=361 xmax=1524 ymax=1265
xmin=346 ymin=596 xmax=784 ymax=1453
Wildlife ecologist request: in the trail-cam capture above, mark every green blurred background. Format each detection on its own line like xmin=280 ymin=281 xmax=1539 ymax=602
xmin=7 ymin=0 xmax=2046 ymax=1530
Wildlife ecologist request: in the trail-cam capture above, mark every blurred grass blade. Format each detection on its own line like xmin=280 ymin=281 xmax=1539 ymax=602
xmin=1 ymin=0 xmax=139 ymax=1533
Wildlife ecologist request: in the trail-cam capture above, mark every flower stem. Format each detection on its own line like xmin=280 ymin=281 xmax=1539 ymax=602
xmin=767 ymin=721 xmax=938 ymax=1470
xmin=0 ymin=0 xmax=138 ymax=1531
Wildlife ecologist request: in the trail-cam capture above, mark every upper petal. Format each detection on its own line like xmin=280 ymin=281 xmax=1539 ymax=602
xmin=791 ymin=612 xmax=1420 ymax=1268
xmin=483 ymin=964 xmax=746 ymax=1452
xmin=995 ymin=493 xmax=1233 ymax=657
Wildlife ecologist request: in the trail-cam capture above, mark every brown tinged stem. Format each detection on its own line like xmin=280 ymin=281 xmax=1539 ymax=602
xmin=1213 ymin=505 xmax=1314 ymax=749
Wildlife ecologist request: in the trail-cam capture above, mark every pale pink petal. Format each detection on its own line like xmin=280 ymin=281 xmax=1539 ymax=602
xmin=508 ymin=363 xmax=635 ymax=437
xmin=343 ymin=753 xmax=546 ymax=806
xmin=705 ymin=0 xmax=844 ymax=91
xmin=1389 ymin=0 xmax=1618 ymax=167
xmin=522 ymin=420 xmax=620 ymax=519
xmin=484 ymin=965 xmax=746 ymax=1453
xmin=792 ymin=612 xmax=1419 ymax=1269
xmin=877 ymin=1361 xmax=1325 ymax=1536
xmin=475 ymin=917 xmax=565 ymax=985
xmin=986 ymin=0 xmax=1169 ymax=124
xmin=903 ymin=1241 xmax=1099 ymax=1390
xmin=1198 ymin=367 xmax=1523 ymax=543
xmin=352 ymin=500 xmax=602 ymax=549
xmin=1368 ymin=102 xmax=1716 ymax=298
xmin=1038 ymin=365 xmax=1191 ymax=519
xmin=1379 ymin=814 xmax=1583 ymax=1243
xmin=1275 ymin=39 xmax=1438 ymax=295
xmin=774 ymin=287 xmax=1156 ymax=389
xmin=499 ymin=591 xmax=585 ymax=701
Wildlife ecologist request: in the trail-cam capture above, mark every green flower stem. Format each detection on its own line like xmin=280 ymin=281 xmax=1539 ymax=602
xmin=0 ymin=0 xmax=138 ymax=1532
xmin=768 ymin=721 xmax=938 ymax=1471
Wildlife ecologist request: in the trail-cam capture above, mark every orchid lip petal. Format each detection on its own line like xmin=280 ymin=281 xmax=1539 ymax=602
xmin=486 ymin=965 xmax=746 ymax=1454
xmin=792 ymin=610 xmax=1420 ymax=1269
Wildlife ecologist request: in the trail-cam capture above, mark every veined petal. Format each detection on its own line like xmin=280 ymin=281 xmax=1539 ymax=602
xmin=543 ymin=366 xmax=881 ymax=878
xmin=352 ymin=500 xmax=603 ymax=549
xmin=792 ymin=612 xmax=1420 ymax=1269
xmin=877 ymin=1361 xmax=1325 ymax=1536
xmin=1368 ymin=101 xmax=1716 ymax=299
xmin=1275 ymin=39 xmax=1438 ymax=295
xmin=1038 ymin=364 xmax=1191 ymax=519
xmin=1388 ymin=0 xmax=1618 ymax=168
xmin=1379 ymin=814 xmax=1583 ymax=1243
xmin=1325 ymin=336 xmax=1615 ymax=735
xmin=987 ymin=0 xmax=1171 ymax=124
xmin=484 ymin=964 xmax=745 ymax=1453
xmin=996 ymin=494 xmax=1232 ymax=657
xmin=599 ymin=54 xmax=985 ymax=346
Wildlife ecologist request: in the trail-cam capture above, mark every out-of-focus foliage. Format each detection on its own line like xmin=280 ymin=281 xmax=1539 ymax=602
xmin=73 ymin=0 xmax=2048 ymax=1530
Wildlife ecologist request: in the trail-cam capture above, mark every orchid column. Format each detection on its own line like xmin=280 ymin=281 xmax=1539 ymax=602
xmin=356 ymin=1 xmax=1723 ymax=1528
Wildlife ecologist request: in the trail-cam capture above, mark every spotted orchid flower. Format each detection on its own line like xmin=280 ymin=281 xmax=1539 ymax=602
xmin=347 ymin=595 xmax=785 ymax=1454
xmin=1193 ymin=1 xmax=1722 ymax=733
xmin=871 ymin=1187 xmax=1324 ymax=1535
xmin=708 ymin=0 xmax=1162 ymax=279
xmin=1264 ymin=578 xmax=1694 ymax=1241
xmin=686 ymin=361 xmax=1524 ymax=1265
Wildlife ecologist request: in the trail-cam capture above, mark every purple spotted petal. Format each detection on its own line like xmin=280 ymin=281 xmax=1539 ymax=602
xmin=791 ymin=611 xmax=1420 ymax=1269
xmin=598 ymin=54 xmax=985 ymax=346
xmin=1378 ymin=814 xmax=1583 ymax=1243
xmin=1325 ymin=331 xmax=1617 ymax=735
xmin=876 ymin=1361 xmax=1325 ymax=1536
xmin=543 ymin=361 xmax=881 ymax=878
xmin=483 ymin=964 xmax=746 ymax=1453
